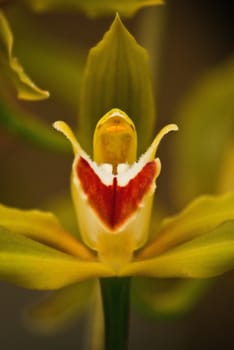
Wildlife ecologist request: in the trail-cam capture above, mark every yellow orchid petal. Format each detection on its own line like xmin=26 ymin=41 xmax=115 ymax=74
xmin=141 ymin=123 xmax=178 ymax=161
xmin=138 ymin=192 xmax=234 ymax=259
xmin=0 ymin=227 xmax=114 ymax=290
xmin=53 ymin=121 xmax=81 ymax=155
xmin=0 ymin=204 xmax=94 ymax=260
xmin=120 ymin=221 xmax=234 ymax=278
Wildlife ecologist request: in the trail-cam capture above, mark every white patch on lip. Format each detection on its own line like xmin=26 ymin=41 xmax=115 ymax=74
xmin=99 ymin=163 xmax=113 ymax=173
xmin=74 ymin=153 xmax=114 ymax=186
xmin=75 ymin=152 xmax=159 ymax=189
xmin=117 ymin=161 xmax=145 ymax=186
xmin=117 ymin=158 xmax=160 ymax=187
xmin=117 ymin=163 xmax=130 ymax=174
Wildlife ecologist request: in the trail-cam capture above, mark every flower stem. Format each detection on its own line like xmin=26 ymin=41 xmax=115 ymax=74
xmin=100 ymin=277 xmax=131 ymax=350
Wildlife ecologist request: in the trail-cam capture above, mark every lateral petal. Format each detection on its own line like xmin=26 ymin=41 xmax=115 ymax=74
xmin=0 ymin=204 xmax=94 ymax=260
xmin=0 ymin=227 xmax=114 ymax=290
xmin=138 ymin=192 xmax=234 ymax=259
xmin=120 ymin=221 xmax=234 ymax=278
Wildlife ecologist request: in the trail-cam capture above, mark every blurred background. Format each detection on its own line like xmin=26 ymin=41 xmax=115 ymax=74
xmin=0 ymin=1 xmax=234 ymax=349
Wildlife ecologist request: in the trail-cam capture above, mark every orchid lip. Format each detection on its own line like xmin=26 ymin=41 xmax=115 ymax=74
xmin=74 ymin=154 xmax=160 ymax=231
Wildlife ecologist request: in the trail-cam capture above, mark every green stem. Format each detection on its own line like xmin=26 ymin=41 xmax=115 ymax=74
xmin=100 ymin=277 xmax=131 ymax=350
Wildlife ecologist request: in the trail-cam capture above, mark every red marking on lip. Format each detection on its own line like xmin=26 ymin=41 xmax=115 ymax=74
xmin=76 ymin=157 xmax=157 ymax=230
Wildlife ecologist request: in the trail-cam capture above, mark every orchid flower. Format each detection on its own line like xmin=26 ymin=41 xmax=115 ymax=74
xmin=0 ymin=108 xmax=180 ymax=288
xmin=0 ymin=109 xmax=234 ymax=348
xmin=0 ymin=109 xmax=234 ymax=349
xmin=53 ymin=108 xmax=178 ymax=272
xmin=1 ymin=13 xmax=234 ymax=350
xmin=1 ymin=106 xmax=234 ymax=286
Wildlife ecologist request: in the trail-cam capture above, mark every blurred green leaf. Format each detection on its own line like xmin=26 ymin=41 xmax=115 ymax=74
xmin=6 ymin=6 xmax=85 ymax=112
xmin=23 ymin=0 xmax=164 ymax=17
xmin=132 ymin=277 xmax=210 ymax=319
xmin=0 ymin=11 xmax=49 ymax=100
xmin=121 ymin=220 xmax=234 ymax=278
xmin=25 ymin=280 xmax=96 ymax=333
xmin=17 ymin=40 xmax=84 ymax=112
xmin=87 ymin=285 xmax=104 ymax=350
xmin=172 ymin=58 xmax=234 ymax=207
xmin=79 ymin=15 xmax=155 ymax=154
xmin=0 ymin=102 xmax=70 ymax=153
xmin=219 ymin=144 xmax=234 ymax=193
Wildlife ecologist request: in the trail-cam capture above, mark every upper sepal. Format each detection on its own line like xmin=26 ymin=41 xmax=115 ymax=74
xmin=78 ymin=15 xmax=156 ymax=154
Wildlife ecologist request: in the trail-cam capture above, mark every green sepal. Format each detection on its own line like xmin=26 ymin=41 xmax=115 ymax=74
xmin=79 ymin=15 xmax=155 ymax=155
